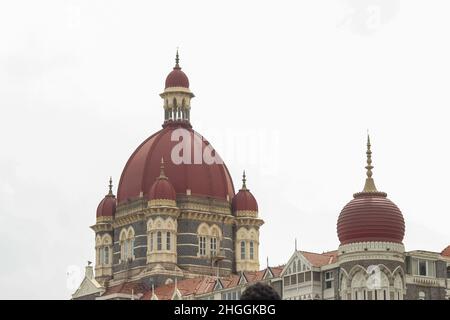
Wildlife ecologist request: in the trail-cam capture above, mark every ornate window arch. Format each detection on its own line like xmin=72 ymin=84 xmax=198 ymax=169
xmin=196 ymin=223 xmax=222 ymax=258
xmin=119 ymin=226 xmax=135 ymax=262
xmin=146 ymin=217 xmax=177 ymax=256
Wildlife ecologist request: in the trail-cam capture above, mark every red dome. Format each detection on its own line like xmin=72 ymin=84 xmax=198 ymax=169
xmin=441 ymin=245 xmax=450 ymax=257
xmin=165 ymin=66 xmax=189 ymax=89
xmin=149 ymin=165 xmax=176 ymax=201
xmin=117 ymin=124 xmax=235 ymax=204
xmin=96 ymin=195 xmax=116 ymax=218
xmin=337 ymin=192 xmax=405 ymax=245
xmin=232 ymin=189 xmax=258 ymax=212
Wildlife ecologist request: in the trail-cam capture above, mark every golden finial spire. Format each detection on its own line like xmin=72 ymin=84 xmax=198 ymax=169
xmin=108 ymin=176 xmax=113 ymax=196
xmin=159 ymin=157 xmax=168 ymax=179
xmin=175 ymin=48 xmax=180 ymax=68
xmin=242 ymin=170 xmax=247 ymax=190
xmin=362 ymin=133 xmax=378 ymax=192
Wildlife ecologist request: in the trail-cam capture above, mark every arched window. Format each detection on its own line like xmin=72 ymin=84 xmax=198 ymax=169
xmin=249 ymin=241 xmax=254 ymax=260
xmin=199 ymin=236 xmax=206 ymax=256
xmin=240 ymin=241 xmax=246 ymax=260
xmin=149 ymin=232 xmax=154 ymax=252
xmin=130 ymin=238 xmax=135 ymax=258
xmin=157 ymin=231 xmax=162 ymax=251
xmin=210 ymin=237 xmax=217 ymax=256
xmin=166 ymin=232 xmax=171 ymax=251
xmin=103 ymin=246 xmax=109 ymax=265
xmin=123 ymin=241 xmax=129 ymax=260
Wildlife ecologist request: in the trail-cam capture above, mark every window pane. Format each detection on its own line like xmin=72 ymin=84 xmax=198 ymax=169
xmin=240 ymin=241 xmax=246 ymax=260
xmin=166 ymin=232 xmax=171 ymax=251
xmin=104 ymin=247 xmax=109 ymax=265
xmin=427 ymin=261 xmax=435 ymax=277
xmin=157 ymin=232 xmax=162 ymax=251
xmin=211 ymin=237 xmax=217 ymax=256
xmin=150 ymin=232 xmax=153 ymax=252
xmin=249 ymin=241 xmax=254 ymax=260
xmin=418 ymin=260 xmax=427 ymax=276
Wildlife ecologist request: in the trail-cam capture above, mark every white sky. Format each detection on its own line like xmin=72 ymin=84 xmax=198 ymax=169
xmin=1 ymin=0 xmax=449 ymax=299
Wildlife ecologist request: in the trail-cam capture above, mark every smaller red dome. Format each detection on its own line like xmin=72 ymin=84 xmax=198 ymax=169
xmin=441 ymin=245 xmax=450 ymax=257
xmin=97 ymin=178 xmax=116 ymax=218
xmin=232 ymin=189 xmax=258 ymax=212
xmin=232 ymin=172 xmax=258 ymax=212
xmin=165 ymin=67 xmax=189 ymax=89
xmin=149 ymin=160 xmax=176 ymax=201
xmin=97 ymin=195 xmax=116 ymax=218
xmin=165 ymin=51 xmax=190 ymax=89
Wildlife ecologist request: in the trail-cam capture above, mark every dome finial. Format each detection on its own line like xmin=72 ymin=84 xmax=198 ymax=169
xmin=242 ymin=170 xmax=247 ymax=190
xmin=108 ymin=176 xmax=114 ymax=196
xmin=175 ymin=48 xmax=180 ymax=69
xmin=363 ymin=133 xmax=378 ymax=192
xmin=159 ymin=157 xmax=167 ymax=179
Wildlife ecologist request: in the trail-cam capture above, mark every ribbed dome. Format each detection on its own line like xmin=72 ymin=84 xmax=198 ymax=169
xmin=232 ymin=172 xmax=258 ymax=212
xmin=337 ymin=192 xmax=405 ymax=245
xmin=117 ymin=123 xmax=235 ymax=204
xmin=165 ymin=67 xmax=189 ymax=89
xmin=337 ymin=135 xmax=405 ymax=245
xmin=232 ymin=189 xmax=258 ymax=212
xmin=149 ymin=160 xmax=176 ymax=201
xmin=96 ymin=179 xmax=116 ymax=217
xmin=165 ymin=51 xmax=189 ymax=89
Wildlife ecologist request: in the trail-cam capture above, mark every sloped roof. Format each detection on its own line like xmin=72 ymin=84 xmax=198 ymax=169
xmin=300 ymin=250 xmax=338 ymax=267
xmin=102 ymin=280 xmax=148 ymax=297
xmin=441 ymin=245 xmax=450 ymax=257
xmin=141 ymin=276 xmax=216 ymax=300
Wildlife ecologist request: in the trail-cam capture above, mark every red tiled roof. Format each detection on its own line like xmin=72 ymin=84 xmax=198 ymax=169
xmin=270 ymin=265 xmax=285 ymax=277
xmin=300 ymin=250 xmax=338 ymax=267
xmin=102 ymin=281 xmax=148 ymax=297
xmin=441 ymin=245 xmax=450 ymax=257
xmin=141 ymin=276 xmax=216 ymax=300
xmin=140 ymin=266 xmax=280 ymax=300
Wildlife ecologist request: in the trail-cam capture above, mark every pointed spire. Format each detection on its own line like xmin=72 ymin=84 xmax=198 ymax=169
xmin=362 ymin=133 xmax=378 ymax=192
xmin=159 ymin=157 xmax=168 ymax=180
xmin=107 ymin=176 xmax=114 ymax=196
xmin=241 ymin=170 xmax=247 ymax=190
xmin=295 ymin=238 xmax=298 ymax=251
xmin=175 ymin=48 xmax=180 ymax=69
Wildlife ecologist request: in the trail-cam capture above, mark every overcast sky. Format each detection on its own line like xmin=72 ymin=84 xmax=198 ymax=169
xmin=1 ymin=0 xmax=449 ymax=299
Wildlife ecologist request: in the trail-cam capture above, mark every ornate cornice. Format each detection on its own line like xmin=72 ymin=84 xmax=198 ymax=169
xmin=179 ymin=211 xmax=235 ymax=224
xmin=235 ymin=217 xmax=264 ymax=228
xmin=148 ymin=199 xmax=177 ymax=207
xmin=90 ymin=222 xmax=113 ymax=233
xmin=113 ymin=211 xmax=145 ymax=228
xmin=235 ymin=210 xmax=258 ymax=218
xmin=338 ymin=241 xmax=405 ymax=256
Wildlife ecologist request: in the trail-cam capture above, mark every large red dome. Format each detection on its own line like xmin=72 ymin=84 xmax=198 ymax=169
xmin=117 ymin=123 xmax=235 ymax=204
xmin=337 ymin=192 xmax=405 ymax=245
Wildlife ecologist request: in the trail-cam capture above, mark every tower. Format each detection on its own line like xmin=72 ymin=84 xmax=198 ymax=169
xmin=336 ymin=135 xmax=406 ymax=300
xmin=232 ymin=171 xmax=264 ymax=272
xmin=146 ymin=158 xmax=179 ymax=268
xmin=91 ymin=178 xmax=116 ymax=284
xmin=159 ymin=50 xmax=194 ymax=125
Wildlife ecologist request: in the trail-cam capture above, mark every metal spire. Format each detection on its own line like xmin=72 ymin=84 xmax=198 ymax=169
xmin=362 ymin=133 xmax=378 ymax=192
xmin=242 ymin=170 xmax=247 ymax=190
xmin=108 ymin=176 xmax=114 ymax=196
xmin=175 ymin=48 xmax=180 ymax=68
xmin=159 ymin=157 xmax=167 ymax=179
